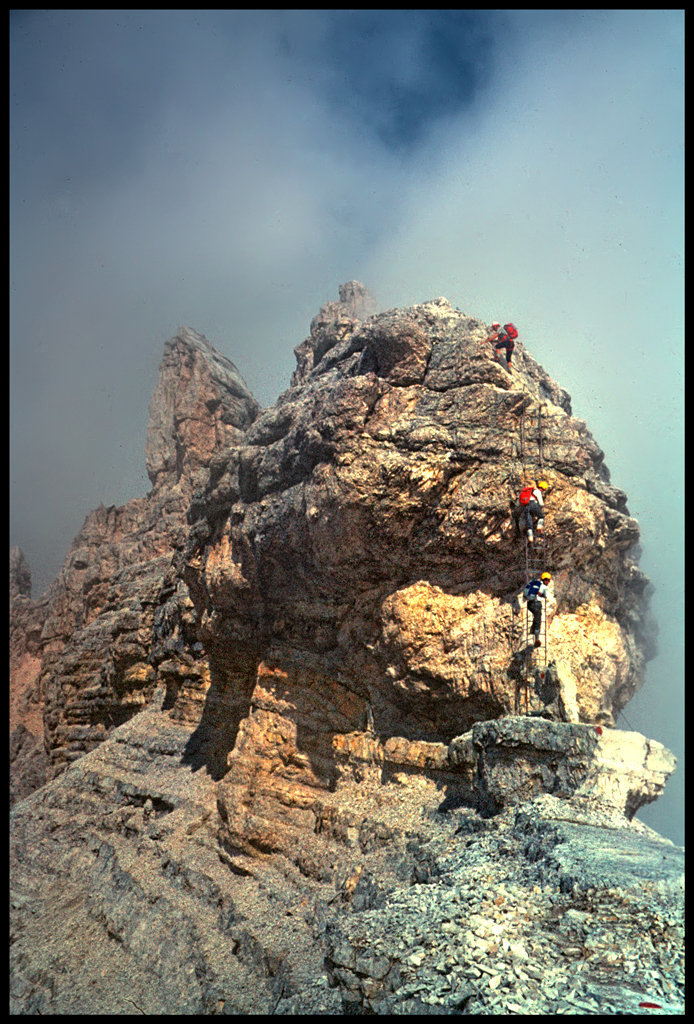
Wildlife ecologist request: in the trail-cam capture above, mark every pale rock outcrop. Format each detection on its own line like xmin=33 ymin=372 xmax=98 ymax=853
xmin=469 ymin=716 xmax=676 ymax=821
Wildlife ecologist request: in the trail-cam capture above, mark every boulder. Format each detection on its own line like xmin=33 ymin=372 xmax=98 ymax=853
xmin=472 ymin=716 xmax=676 ymax=821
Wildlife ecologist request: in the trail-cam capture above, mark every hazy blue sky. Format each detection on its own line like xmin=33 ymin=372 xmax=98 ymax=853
xmin=10 ymin=10 xmax=683 ymax=844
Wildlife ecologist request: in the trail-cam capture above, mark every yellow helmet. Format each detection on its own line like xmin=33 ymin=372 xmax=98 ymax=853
xmin=537 ymin=480 xmax=549 ymax=490
xmin=540 ymin=572 xmax=552 ymax=582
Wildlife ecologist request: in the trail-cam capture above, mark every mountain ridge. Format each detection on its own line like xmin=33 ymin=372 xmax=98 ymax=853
xmin=10 ymin=283 xmax=681 ymax=1014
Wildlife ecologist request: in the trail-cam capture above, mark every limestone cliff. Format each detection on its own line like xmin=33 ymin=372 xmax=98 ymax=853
xmin=10 ymin=283 xmax=658 ymax=815
xmin=10 ymin=285 xmax=679 ymax=1016
xmin=163 ymin=286 xmax=657 ymax=861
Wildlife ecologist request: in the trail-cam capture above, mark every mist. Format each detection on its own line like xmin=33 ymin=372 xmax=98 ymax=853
xmin=10 ymin=10 xmax=683 ymax=844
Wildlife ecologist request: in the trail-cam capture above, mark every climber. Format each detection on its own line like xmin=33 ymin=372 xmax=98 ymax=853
xmin=487 ymin=321 xmax=518 ymax=370
xmin=518 ymin=480 xmax=549 ymax=543
xmin=515 ymin=572 xmax=552 ymax=647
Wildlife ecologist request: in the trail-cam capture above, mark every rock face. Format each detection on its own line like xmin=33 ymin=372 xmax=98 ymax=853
xmin=470 ymin=716 xmax=676 ymax=821
xmin=10 ymin=285 xmax=678 ymax=1015
xmin=145 ymin=326 xmax=260 ymax=491
xmin=171 ymin=287 xmax=656 ymax=863
xmin=10 ymin=708 xmax=683 ymax=1015
xmin=10 ymin=328 xmax=260 ymax=799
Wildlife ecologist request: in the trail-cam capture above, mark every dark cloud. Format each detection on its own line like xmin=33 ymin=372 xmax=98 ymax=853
xmin=274 ymin=10 xmax=498 ymax=151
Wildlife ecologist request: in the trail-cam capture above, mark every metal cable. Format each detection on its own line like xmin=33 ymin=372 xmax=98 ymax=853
xmin=516 ymin=400 xmax=552 ymax=713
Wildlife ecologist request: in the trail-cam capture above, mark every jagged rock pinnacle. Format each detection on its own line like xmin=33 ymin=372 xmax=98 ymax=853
xmin=145 ymin=326 xmax=260 ymax=490
xmin=10 ymin=545 xmax=32 ymax=601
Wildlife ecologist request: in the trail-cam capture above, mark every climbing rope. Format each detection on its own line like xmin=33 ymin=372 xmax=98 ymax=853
xmin=617 ymin=707 xmax=636 ymax=731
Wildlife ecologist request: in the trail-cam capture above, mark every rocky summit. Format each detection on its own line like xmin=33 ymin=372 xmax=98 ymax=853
xmin=10 ymin=284 xmax=682 ymax=1015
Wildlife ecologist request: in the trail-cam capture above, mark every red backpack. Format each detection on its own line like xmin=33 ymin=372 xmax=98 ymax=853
xmin=519 ymin=487 xmax=534 ymax=505
xmin=504 ymin=322 xmax=518 ymax=340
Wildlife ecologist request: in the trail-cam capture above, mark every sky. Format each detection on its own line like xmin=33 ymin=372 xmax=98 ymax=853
xmin=10 ymin=10 xmax=683 ymax=845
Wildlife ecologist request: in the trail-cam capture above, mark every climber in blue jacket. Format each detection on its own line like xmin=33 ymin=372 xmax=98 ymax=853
xmin=515 ymin=572 xmax=552 ymax=647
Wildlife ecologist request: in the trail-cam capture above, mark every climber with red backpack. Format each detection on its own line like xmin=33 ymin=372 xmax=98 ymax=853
xmin=487 ymin=321 xmax=519 ymax=370
xmin=517 ymin=480 xmax=549 ymax=543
